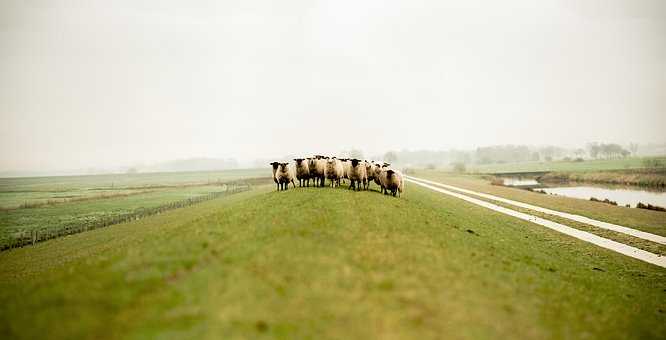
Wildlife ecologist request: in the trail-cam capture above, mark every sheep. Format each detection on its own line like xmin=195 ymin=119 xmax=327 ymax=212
xmin=275 ymin=162 xmax=296 ymax=190
xmin=372 ymin=163 xmax=384 ymax=188
xmin=378 ymin=163 xmax=392 ymax=194
xmin=294 ymin=158 xmax=310 ymax=187
xmin=306 ymin=157 xmax=317 ymax=187
xmin=313 ymin=155 xmax=327 ymax=187
xmin=269 ymin=162 xmax=280 ymax=190
xmin=348 ymin=158 xmax=368 ymax=191
xmin=324 ymin=157 xmax=343 ymax=187
xmin=340 ymin=158 xmax=351 ymax=184
xmin=379 ymin=165 xmax=404 ymax=197
xmin=364 ymin=161 xmax=375 ymax=189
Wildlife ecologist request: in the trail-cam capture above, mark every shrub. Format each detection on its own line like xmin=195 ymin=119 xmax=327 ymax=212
xmin=490 ymin=178 xmax=504 ymax=186
xmin=637 ymin=202 xmax=666 ymax=212
xmin=452 ymin=162 xmax=466 ymax=173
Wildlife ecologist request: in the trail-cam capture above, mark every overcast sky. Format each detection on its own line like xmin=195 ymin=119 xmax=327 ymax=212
xmin=1 ymin=0 xmax=664 ymax=171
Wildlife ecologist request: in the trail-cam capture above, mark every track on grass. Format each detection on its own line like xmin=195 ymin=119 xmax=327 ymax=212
xmin=406 ymin=176 xmax=666 ymax=269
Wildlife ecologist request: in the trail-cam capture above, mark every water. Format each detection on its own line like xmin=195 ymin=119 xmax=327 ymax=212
xmin=501 ymin=178 xmax=540 ymax=187
xmin=498 ymin=175 xmax=666 ymax=208
xmin=538 ymin=185 xmax=666 ymax=208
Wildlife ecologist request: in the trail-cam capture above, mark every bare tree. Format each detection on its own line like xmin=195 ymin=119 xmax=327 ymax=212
xmin=384 ymin=151 xmax=398 ymax=163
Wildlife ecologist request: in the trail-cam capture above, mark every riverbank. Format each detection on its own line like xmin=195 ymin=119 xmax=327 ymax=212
xmin=538 ymin=168 xmax=666 ymax=188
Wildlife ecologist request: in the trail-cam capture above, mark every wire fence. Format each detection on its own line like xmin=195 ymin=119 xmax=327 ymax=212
xmin=1 ymin=181 xmax=252 ymax=252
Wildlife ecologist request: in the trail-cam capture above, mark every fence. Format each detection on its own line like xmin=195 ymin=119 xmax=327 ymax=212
xmin=1 ymin=181 xmax=251 ymax=251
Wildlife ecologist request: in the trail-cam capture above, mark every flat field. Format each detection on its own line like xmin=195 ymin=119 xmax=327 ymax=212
xmin=0 ymin=169 xmax=269 ymax=248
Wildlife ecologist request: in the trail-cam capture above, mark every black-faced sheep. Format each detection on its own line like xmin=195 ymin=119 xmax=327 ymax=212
xmin=270 ymin=161 xmax=280 ymax=190
xmin=275 ymin=162 xmax=296 ymax=191
xmin=380 ymin=167 xmax=403 ymax=197
xmin=348 ymin=159 xmax=368 ymax=191
xmin=294 ymin=158 xmax=310 ymax=187
xmin=325 ymin=157 xmax=343 ymax=187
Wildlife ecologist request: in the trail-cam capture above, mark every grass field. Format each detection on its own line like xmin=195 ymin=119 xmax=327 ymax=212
xmin=0 ymin=168 xmax=267 ymax=209
xmin=0 ymin=169 xmax=270 ymax=248
xmin=467 ymin=157 xmax=666 ymax=174
xmin=411 ymin=170 xmax=666 ymax=237
xmin=1 ymin=183 xmax=664 ymax=339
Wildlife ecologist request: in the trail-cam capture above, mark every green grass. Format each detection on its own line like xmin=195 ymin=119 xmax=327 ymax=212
xmin=0 ymin=185 xmax=230 ymax=246
xmin=1 ymin=184 xmax=664 ymax=339
xmin=412 ymin=170 xmax=666 ymax=237
xmin=0 ymin=168 xmax=267 ymax=209
xmin=0 ymin=169 xmax=271 ymax=248
xmin=540 ymin=168 xmax=666 ymax=187
xmin=467 ymin=157 xmax=666 ymax=174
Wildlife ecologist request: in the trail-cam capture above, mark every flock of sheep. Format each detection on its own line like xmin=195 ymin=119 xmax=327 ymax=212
xmin=270 ymin=156 xmax=405 ymax=197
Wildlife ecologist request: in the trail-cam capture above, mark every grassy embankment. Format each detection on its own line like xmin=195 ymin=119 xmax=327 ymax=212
xmin=1 ymin=184 xmax=664 ymax=339
xmin=539 ymin=168 xmax=666 ymax=188
xmin=0 ymin=169 xmax=270 ymax=248
xmin=411 ymin=170 xmax=666 ymax=237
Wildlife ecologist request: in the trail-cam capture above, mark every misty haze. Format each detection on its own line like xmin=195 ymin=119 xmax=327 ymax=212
xmin=1 ymin=1 xmax=665 ymax=339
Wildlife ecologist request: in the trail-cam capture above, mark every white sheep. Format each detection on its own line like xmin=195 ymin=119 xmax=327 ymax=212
xmin=275 ymin=162 xmax=296 ymax=191
xmin=269 ymin=161 xmax=280 ymax=191
xmin=372 ymin=163 xmax=384 ymax=188
xmin=324 ymin=157 xmax=343 ymax=187
xmin=364 ymin=161 xmax=375 ymax=189
xmin=340 ymin=158 xmax=351 ymax=184
xmin=294 ymin=158 xmax=310 ymax=187
xmin=314 ymin=156 xmax=327 ymax=187
xmin=379 ymin=165 xmax=404 ymax=197
xmin=348 ymin=159 xmax=368 ymax=191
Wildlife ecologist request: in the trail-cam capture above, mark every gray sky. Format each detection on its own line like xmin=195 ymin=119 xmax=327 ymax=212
xmin=1 ymin=0 xmax=665 ymax=171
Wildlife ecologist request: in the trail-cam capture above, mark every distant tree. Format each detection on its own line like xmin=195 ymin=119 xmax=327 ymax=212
xmin=587 ymin=142 xmax=600 ymax=159
xmin=597 ymin=143 xmax=629 ymax=159
xmin=538 ymin=146 xmax=565 ymax=161
xmin=573 ymin=148 xmax=586 ymax=158
xmin=350 ymin=149 xmax=364 ymax=159
xmin=620 ymin=149 xmax=630 ymax=158
xmin=384 ymin=151 xmax=398 ymax=163
xmin=529 ymin=152 xmax=540 ymax=162
xmin=474 ymin=145 xmax=531 ymax=164
xmin=126 ymin=167 xmax=138 ymax=174
xmin=629 ymin=143 xmax=639 ymax=156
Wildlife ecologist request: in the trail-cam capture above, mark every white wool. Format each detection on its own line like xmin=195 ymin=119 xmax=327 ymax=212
xmin=294 ymin=159 xmax=310 ymax=180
